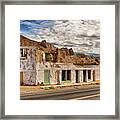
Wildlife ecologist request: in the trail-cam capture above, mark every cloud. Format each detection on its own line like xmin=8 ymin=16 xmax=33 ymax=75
xmin=20 ymin=20 xmax=100 ymax=54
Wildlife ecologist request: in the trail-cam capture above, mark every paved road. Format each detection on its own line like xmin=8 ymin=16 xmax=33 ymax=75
xmin=21 ymin=85 xmax=100 ymax=100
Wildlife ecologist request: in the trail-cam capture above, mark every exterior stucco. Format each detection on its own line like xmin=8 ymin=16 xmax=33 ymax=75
xmin=20 ymin=47 xmax=100 ymax=85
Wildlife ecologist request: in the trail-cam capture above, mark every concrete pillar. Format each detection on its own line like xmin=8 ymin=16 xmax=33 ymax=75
xmin=71 ymin=70 xmax=76 ymax=83
xmin=91 ymin=70 xmax=93 ymax=81
xmin=36 ymin=70 xmax=38 ymax=85
xmin=65 ymin=70 xmax=67 ymax=80
xmin=80 ymin=70 xmax=83 ymax=82
xmin=50 ymin=70 xmax=55 ymax=84
xmin=54 ymin=70 xmax=60 ymax=84
xmin=86 ymin=70 xmax=88 ymax=82
xmin=77 ymin=70 xmax=80 ymax=83
xmin=59 ymin=70 xmax=62 ymax=84
xmin=36 ymin=70 xmax=44 ymax=85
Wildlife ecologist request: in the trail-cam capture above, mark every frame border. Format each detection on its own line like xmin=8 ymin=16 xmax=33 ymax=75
xmin=0 ymin=0 xmax=119 ymax=119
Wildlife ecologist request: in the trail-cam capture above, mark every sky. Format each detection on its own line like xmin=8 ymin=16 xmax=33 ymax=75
xmin=20 ymin=20 xmax=100 ymax=54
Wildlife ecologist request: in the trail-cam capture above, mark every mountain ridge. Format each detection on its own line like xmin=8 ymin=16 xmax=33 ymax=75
xmin=20 ymin=35 xmax=100 ymax=65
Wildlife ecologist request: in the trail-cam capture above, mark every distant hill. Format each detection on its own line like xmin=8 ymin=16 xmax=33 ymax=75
xmin=75 ymin=52 xmax=100 ymax=57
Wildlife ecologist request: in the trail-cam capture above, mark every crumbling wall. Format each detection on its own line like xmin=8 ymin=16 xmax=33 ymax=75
xmin=71 ymin=70 xmax=76 ymax=83
xmin=20 ymin=47 xmax=36 ymax=85
xmin=20 ymin=48 xmax=36 ymax=70
xmin=23 ymin=71 xmax=36 ymax=85
xmin=35 ymin=48 xmax=44 ymax=63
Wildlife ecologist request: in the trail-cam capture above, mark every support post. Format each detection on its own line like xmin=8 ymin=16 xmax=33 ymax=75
xmin=59 ymin=70 xmax=62 ymax=84
xmin=65 ymin=70 xmax=67 ymax=80
xmin=71 ymin=70 xmax=76 ymax=83
xmin=80 ymin=70 xmax=83 ymax=83
xmin=86 ymin=70 xmax=88 ymax=82
xmin=77 ymin=70 xmax=80 ymax=83
xmin=91 ymin=70 xmax=93 ymax=81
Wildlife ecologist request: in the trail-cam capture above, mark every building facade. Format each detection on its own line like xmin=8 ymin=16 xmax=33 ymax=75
xmin=20 ymin=36 xmax=99 ymax=85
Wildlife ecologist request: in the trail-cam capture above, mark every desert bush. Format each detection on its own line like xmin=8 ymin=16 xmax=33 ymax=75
xmin=44 ymin=87 xmax=50 ymax=90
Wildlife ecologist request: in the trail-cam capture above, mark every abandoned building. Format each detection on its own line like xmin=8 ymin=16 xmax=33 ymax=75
xmin=20 ymin=35 xmax=100 ymax=85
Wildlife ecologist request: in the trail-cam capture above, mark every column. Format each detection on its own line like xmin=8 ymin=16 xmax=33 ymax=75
xmin=86 ymin=70 xmax=88 ymax=82
xmin=50 ymin=70 xmax=54 ymax=84
xmin=77 ymin=70 xmax=80 ymax=83
xmin=71 ymin=70 xmax=76 ymax=83
xmin=91 ymin=70 xmax=93 ymax=81
xmin=35 ymin=70 xmax=39 ymax=85
xmin=80 ymin=70 xmax=83 ymax=83
xmin=65 ymin=70 xmax=67 ymax=80
xmin=59 ymin=70 xmax=62 ymax=84
xmin=36 ymin=70 xmax=44 ymax=85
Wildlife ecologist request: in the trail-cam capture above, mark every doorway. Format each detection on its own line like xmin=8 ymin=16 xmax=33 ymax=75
xmin=62 ymin=70 xmax=66 ymax=81
xmin=62 ymin=70 xmax=71 ymax=81
xmin=20 ymin=72 xmax=23 ymax=85
xmin=88 ymin=70 xmax=91 ymax=80
xmin=76 ymin=70 xmax=79 ymax=83
xmin=44 ymin=70 xmax=50 ymax=84
xmin=67 ymin=70 xmax=71 ymax=80
xmin=83 ymin=70 xmax=86 ymax=82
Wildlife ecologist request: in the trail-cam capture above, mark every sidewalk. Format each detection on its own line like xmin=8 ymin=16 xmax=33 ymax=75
xmin=20 ymin=80 xmax=100 ymax=97
xmin=40 ymin=80 xmax=99 ymax=88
